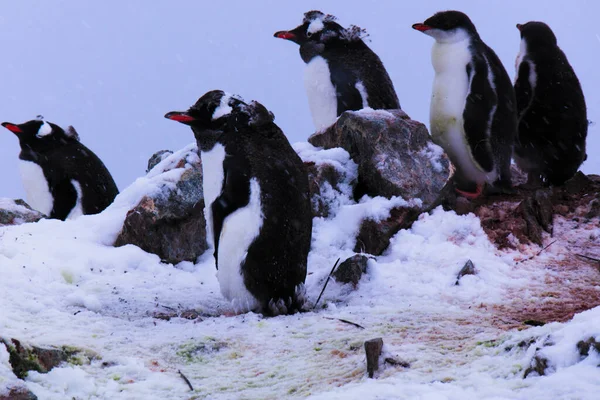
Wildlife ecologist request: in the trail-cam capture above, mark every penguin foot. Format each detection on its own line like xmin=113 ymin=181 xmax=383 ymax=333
xmin=455 ymin=184 xmax=483 ymax=199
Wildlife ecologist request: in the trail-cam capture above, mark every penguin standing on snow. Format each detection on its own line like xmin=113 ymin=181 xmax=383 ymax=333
xmin=513 ymin=21 xmax=587 ymax=186
xmin=2 ymin=118 xmax=119 ymax=220
xmin=413 ymin=11 xmax=516 ymax=198
xmin=274 ymin=10 xmax=400 ymax=131
xmin=165 ymin=90 xmax=312 ymax=316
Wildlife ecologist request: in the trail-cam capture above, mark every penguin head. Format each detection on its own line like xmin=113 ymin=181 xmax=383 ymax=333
xmin=165 ymin=90 xmax=252 ymax=150
xmin=517 ymin=22 xmax=558 ymax=48
xmin=2 ymin=117 xmax=79 ymax=151
xmin=274 ymin=11 xmax=367 ymax=62
xmin=412 ymin=11 xmax=478 ymax=43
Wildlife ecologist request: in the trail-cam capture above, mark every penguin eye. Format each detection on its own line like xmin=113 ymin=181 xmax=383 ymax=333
xmin=306 ymin=31 xmax=313 ymax=38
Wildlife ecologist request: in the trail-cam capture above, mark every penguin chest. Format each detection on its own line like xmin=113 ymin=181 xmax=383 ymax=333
xmin=18 ymin=160 xmax=54 ymax=216
xmin=66 ymin=180 xmax=84 ymax=219
xmin=304 ymin=56 xmax=338 ymax=131
xmin=200 ymin=144 xmax=226 ymax=245
xmin=216 ymin=178 xmax=263 ymax=312
xmin=429 ymin=39 xmax=471 ymax=139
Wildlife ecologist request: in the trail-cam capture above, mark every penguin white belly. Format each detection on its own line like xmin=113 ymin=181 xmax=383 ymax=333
xmin=304 ymin=56 xmax=338 ymax=131
xmin=200 ymin=144 xmax=226 ymax=247
xmin=217 ymin=178 xmax=263 ymax=312
xmin=18 ymin=160 xmax=54 ymax=216
xmin=429 ymin=39 xmax=491 ymax=183
xmin=66 ymin=180 xmax=84 ymax=219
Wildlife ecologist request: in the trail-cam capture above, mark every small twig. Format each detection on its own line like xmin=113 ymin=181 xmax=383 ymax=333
xmin=576 ymin=254 xmax=600 ymax=263
xmin=324 ymin=317 xmax=365 ymax=329
xmin=178 ymin=370 xmax=194 ymax=391
xmin=517 ymin=240 xmax=557 ymax=264
xmin=159 ymin=304 xmax=176 ymax=311
xmin=313 ymin=258 xmax=341 ymax=310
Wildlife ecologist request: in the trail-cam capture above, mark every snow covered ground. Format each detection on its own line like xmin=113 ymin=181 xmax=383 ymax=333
xmin=1 ymin=144 xmax=599 ymax=399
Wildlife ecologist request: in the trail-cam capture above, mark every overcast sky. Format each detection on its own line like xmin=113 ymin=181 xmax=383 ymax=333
xmin=0 ymin=0 xmax=598 ymax=199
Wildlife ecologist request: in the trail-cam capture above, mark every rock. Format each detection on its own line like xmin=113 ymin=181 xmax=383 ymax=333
xmin=333 ymin=255 xmax=370 ymax=286
xmin=354 ymin=205 xmax=422 ymax=255
xmin=364 ymin=337 xmax=384 ymax=378
xmin=0 ymin=387 xmax=38 ymax=400
xmin=147 ymin=150 xmax=174 ymax=172
xmin=523 ymin=354 xmax=549 ymax=378
xmin=577 ymin=337 xmax=600 ymax=358
xmin=0 ymin=199 xmax=45 ymax=226
xmin=308 ymin=109 xmax=450 ymax=207
xmin=516 ymin=189 xmax=554 ymax=246
xmin=455 ymin=260 xmax=477 ymax=285
xmin=296 ymin=144 xmax=358 ymax=218
xmin=115 ymin=147 xmax=208 ymax=264
xmin=1 ymin=338 xmax=75 ymax=379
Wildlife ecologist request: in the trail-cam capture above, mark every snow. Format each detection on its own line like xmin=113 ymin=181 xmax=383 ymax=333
xmin=1 ymin=2 xmax=600 ymax=399
xmin=2 ymin=139 xmax=600 ymax=399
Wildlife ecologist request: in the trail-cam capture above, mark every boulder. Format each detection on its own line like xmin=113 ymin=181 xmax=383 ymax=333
xmin=1 ymin=338 xmax=72 ymax=379
xmin=0 ymin=387 xmax=38 ymax=400
xmin=114 ymin=148 xmax=208 ymax=264
xmin=308 ymin=109 xmax=450 ymax=207
xmin=0 ymin=199 xmax=44 ymax=226
xmin=147 ymin=150 xmax=174 ymax=172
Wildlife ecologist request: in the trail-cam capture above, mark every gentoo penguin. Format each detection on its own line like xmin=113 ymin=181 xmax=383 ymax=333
xmin=2 ymin=117 xmax=118 ymax=220
xmin=513 ymin=21 xmax=587 ymax=186
xmin=274 ymin=10 xmax=400 ymax=131
xmin=412 ymin=11 xmax=516 ymax=198
xmin=165 ymin=90 xmax=312 ymax=316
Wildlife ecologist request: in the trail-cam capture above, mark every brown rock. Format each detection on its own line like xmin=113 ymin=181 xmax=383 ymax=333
xmin=364 ymin=337 xmax=384 ymax=378
xmin=305 ymin=161 xmax=351 ymax=218
xmin=354 ymin=205 xmax=422 ymax=255
xmin=1 ymin=338 xmax=75 ymax=379
xmin=0 ymin=387 xmax=38 ymax=400
xmin=309 ymin=109 xmax=450 ymax=207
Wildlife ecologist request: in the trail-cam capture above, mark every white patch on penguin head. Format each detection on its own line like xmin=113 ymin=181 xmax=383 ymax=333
xmin=211 ymin=92 xmax=244 ymax=121
xmin=307 ymin=18 xmax=324 ymax=35
xmin=37 ymin=120 xmax=53 ymax=137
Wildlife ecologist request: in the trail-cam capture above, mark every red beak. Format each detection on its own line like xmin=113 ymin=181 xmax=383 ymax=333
xmin=274 ymin=31 xmax=296 ymax=40
xmin=2 ymin=122 xmax=23 ymax=133
xmin=412 ymin=23 xmax=432 ymax=32
xmin=164 ymin=112 xmax=196 ymax=123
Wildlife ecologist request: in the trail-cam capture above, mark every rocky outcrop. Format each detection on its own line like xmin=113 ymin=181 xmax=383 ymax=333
xmin=0 ymin=199 xmax=44 ymax=226
xmin=114 ymin=148 xmax=208 ymax=264
xmin=309 ymin=109 xmax=450 ymax=208
xmin=333 ymin=254 xmax=370 ymax=286
xmin=0 ymin=387 xmax=38 ymax=400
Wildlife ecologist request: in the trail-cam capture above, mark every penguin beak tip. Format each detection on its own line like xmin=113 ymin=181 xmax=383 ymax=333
xmin=412 ymin=23 xmax=431 ymax=32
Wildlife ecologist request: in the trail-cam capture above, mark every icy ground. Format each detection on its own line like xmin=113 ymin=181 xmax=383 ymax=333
xmin=1 ymin=144 xmax=599 ymax=400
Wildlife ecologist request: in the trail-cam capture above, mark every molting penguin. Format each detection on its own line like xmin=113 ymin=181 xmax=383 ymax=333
xmin=165 ymin=91 xmax=312 ymax=316
xmin=274 ymin=10 xmax=400 ymax=131
xmin=514 ymin=21 xmax=587 ymax=186
xmin=412 ymin=11 xmax=516 ymax=198
xmin=2 ymin=117 xmax=119 ymax=220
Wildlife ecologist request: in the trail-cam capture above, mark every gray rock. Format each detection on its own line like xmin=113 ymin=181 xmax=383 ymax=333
xmin=455 ymin=260 xmax=477 ymax=285
xmin=0 ymin=199 xmax=45 ymax=226
xmin=309 ymin=109 xmax=450 ymax=207
xmin=147 ymin=150 xmax=174 ymax=172
xmin=333 ymin=255 xmax=370 ymax=286
xmin=115 ymin=148 xmax=208 ymax=264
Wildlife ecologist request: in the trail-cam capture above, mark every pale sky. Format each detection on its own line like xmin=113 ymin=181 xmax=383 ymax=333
xmin=1 ymin=1 xmax=598 ymax=198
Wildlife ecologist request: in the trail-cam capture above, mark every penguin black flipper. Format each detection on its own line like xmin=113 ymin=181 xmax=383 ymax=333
xmin=328 ymin=63 xmax=364 ymax=115
xmin=462 ymin=58 xmax=495 ymax=173
xmin=210 ymin=157 xmax=252 ymax=268
xmin=49 ymin=179 xmax=78 ymax=220
xmin=514 ymin=61 xmax=534 ymax=118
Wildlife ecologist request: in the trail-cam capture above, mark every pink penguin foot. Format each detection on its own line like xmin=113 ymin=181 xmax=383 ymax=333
xmin=455 ymin=184 xmax=484 ymax=200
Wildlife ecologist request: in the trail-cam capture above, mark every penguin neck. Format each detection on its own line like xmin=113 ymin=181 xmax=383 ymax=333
xmin=431 ymin=35 xmax=472 ymax=75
